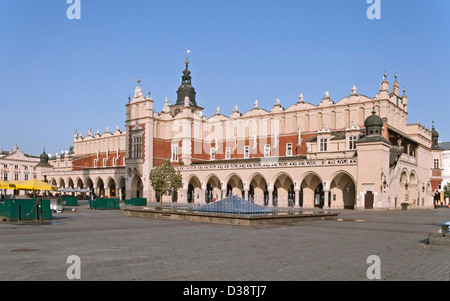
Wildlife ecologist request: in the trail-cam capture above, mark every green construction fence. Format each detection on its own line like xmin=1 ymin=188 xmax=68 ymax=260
xmin=124 ymin=198 xmax=147 ymax=207
xmin=61 ymin=196 xmax=78 ymax=206
xmin=0 ymin=199 xmax=52 ymax=221
xmin=89 ymin=198 xmax=120 ymax=210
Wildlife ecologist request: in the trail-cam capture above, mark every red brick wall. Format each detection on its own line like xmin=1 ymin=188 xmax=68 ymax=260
xmin=153 ymin=139 xmax=173 ymax=167
xmin=189 ymin=134 xmax=311 ymax=163
xmin=72 ymin=151 xmax=126 ymax=170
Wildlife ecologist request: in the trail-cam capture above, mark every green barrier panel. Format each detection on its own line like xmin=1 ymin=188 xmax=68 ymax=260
xmin=0 ymin=202 xmax=5 ymax=218
xmin=5 ymin=200 xmax=19 ymax=221
xmin=131 ymin=198 xmax=147 ymax=206
xmin=90 ymin=198 xmax=120 ymax=210
xmin=0 ymin=199 xmax=52 ymax=221
xmin=123 ymin=198 xmax=147 ymax=206
xmin=62 ymin=196 xmax=78 ymax=206
xmin=28 ymin=199 xmax=52 ymax=221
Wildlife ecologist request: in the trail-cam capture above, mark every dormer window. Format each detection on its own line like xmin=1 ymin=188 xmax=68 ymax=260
xmin=286 ymin=143 xmax=293 ymax=156
xmin=244 ymin=146 xmax=250 ymax=159
xmin=171 ymin=145 xmax=178 ymax=162
xmin=349 ymin=136 xmax=357 ymax=150
xmin=320 ymin=138 xmax=328 ymax=152
xmin=264 ymin=145 xmax=271 ymax=157
xmin=225 ymin=147 xmax=231 ymax=160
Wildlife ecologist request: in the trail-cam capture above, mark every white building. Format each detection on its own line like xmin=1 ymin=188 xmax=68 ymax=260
xmin=438 ymin=142 xmax=450 ymax=189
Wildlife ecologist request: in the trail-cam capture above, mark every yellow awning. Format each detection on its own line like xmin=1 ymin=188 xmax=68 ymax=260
xmin=13 ymin=179 xmax=58 ymax=191
xmin=0 ymin=180 xmax=9 ymax=189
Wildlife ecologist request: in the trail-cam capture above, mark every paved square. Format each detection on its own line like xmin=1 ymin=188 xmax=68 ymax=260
xmin=0 ymin=201 xmax=449 ymax=281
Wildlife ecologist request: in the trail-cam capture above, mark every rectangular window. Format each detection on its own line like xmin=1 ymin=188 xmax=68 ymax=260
xmin=133 ymin=136 xmax=142 ymax=159
xmin=33 ymin=174 xmax=36 ymax=179
xmin=225 ymin=147 xmax=231 ymax=160
xmin=24 ymin=166 xmax=28 ymax=170
xmin=264 ymin=145 xmax=271 ymax=157
xmin=14 ymin=174 xmax=19 ymax=181
xmin=349 ymin=136 xmax=357 ymax=150
xmin=286 ymin=143 xmax=293 ymax=156
xmin=210 ymin=149 xmax=216 ymax=161
xmin=3 ymin=172 xmax=8 ymax=181
xmin=3 ymin=164 xmax=7 ymax=168
xmin=14 ymin=165 xmax=18 ymax=169
xmin=244 ymin=146 xmax=250 ymax=159
xmin=25 ymin=174 xmax=29 ymax=181
xmin=103 ymin=158 xmax=107 ymax=167
xmin=171 ymin=145 xmax=178 ymax=162
xmin=434 ymin=159 xmax=440 ymax=169
xmin=320 ymin=138 xmax=328 ymax=152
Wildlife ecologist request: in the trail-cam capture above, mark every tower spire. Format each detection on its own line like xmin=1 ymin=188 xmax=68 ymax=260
xmin=186 ymin=49 xmax=190 ymax=69
xmin=175 ymin=50 xmax=197 ymax=107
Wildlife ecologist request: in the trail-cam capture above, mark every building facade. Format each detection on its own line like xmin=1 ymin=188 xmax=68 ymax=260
xmin=0 ymin=145 xmax=39 ymax=183
xmin=438 ymin=141 xmax=450 ymax=191
xmin=37 ymin=55 xmax=443 ymax=210
xmin=0 ymin=145 xmax=40 ymax=196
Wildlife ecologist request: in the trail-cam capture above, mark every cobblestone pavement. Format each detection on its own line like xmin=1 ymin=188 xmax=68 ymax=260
xmin=0 ymin=201 xmax=449 ymax=281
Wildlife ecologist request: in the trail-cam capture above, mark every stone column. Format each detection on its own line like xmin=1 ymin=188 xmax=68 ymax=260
xmin=268 ymin=190 xmax=273 ymax=208
xmin=323 ymin=189 xmax=330 ymax=209
xmin=93 ymin=184 xmax=98 ymax=198
xmin=183 ymin=189 xmax=188 ymax=203
xmin=295 ymin=189 xmax=300 ymax=208
xmin=244 ymin=189 xmax=249 ymax=201
xmin=201 ymin=189 xmax=206 ymax=204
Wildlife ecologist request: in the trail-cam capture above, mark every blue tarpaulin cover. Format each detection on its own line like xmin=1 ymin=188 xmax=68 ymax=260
xmin=193 ymin=196 xmax=274 ymax=215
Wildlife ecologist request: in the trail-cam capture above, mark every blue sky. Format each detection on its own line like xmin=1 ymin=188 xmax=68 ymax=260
xmin=1 ymin=0 xmax=449 ymax=156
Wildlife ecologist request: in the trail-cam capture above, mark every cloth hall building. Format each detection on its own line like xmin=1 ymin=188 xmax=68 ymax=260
xmin=37 ymin=55 xmax=444 ymax=210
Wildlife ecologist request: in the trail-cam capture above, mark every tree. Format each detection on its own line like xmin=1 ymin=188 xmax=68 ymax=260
xmin=444 ymin=182 xmax=450 ymax=199
xmin=149 ymin=160 xmax=182 ymax=207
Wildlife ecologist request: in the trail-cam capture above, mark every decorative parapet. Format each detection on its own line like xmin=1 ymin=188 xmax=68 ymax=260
xmin=399 ymin=153 xmax=417 ymax=165
xmin=44 ymin=167 xmax=126 ymax=177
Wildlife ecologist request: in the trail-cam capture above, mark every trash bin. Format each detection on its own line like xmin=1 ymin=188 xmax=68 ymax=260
xmin=401 ymin=203 xmax=409 ymax=210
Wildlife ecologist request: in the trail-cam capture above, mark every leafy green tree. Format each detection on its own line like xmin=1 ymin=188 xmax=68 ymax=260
xmin=149 ymin=160 xmax=182 ymax=205
xmin=444 ymin=182 xmax=450 ymax=199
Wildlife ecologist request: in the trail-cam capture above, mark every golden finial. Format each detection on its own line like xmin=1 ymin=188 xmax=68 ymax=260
xmin=185 ymin=49 xmax=191 ymax=68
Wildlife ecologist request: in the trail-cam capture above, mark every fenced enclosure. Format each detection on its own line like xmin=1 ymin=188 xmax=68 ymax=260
xmin=143 ymin=197 xmax=327 ymax=216
xmin=0 ymin=198 xmax=53 ymax=222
